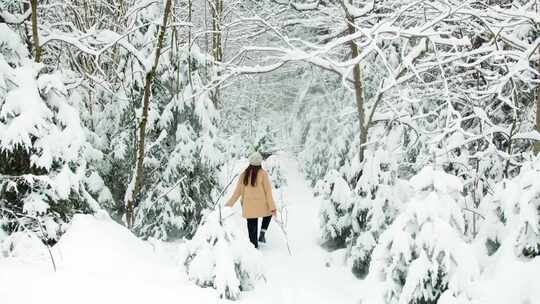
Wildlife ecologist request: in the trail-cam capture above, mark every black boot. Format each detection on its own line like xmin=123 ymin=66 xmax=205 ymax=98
xmin=258 ymin=229 xmax=267 ymax=243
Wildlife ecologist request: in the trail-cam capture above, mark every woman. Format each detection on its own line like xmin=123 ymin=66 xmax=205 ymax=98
xmin=226 ymin=152 xmax=276 ymax=249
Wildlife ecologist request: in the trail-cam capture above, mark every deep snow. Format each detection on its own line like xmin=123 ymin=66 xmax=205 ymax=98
xmin=0 ymin=154 xmax=360 ymax=304
xmin=0 ymin=211 xmax=221 ymax=304
xmin=1 ymin=154 xmax=539 ymax=304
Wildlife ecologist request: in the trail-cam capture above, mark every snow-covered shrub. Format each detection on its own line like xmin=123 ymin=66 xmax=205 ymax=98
xmin=299 ymin=118 xmax=337 ymax=187
xmin=478 ymin=155 xmax=540 ymax=258
xmin=318 ymin=170 xmax=354 ymax=249
xmin=301 ymin=116 xmax=357 ymax=189
xmin=300 ymin=139 xmax=330 ymax=187
xmin=369 ymin=166 xmax=479 ymax=304
xmin=318 ymin=124 xmax=413 ymax=277
xmin=313 ymin=121 xmax=361 ymax=249
xmin=264 ymin=154 xmax=287 ymax=190
xmin=265 ymin=154 xmax=288 ymax=230
xmin=0 ymin=23 xmax=102 ymax=242
xmin=179 ymin=208 xmax=264 ymax=300
xmin=253 ymin=126 xmax=277 ymax=157
xmin=347 ymin=148 xmax=410 ymax=277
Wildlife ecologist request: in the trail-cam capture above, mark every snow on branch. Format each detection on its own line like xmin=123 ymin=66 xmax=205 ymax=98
xmin=270 ymin=0 xmax=322 ymax=11
xmin=340 ymin=0 xmax=374 ymax=18
xmin=0 ymin=9 xmax=31 ymax=24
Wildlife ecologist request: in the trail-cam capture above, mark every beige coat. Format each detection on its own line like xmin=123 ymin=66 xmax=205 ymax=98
xmin=226 ymin=169 xmax=276 ymax=218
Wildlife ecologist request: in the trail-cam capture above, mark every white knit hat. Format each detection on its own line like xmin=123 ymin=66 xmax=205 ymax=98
xmin=248 ymin=152 xmax=263 ymax=166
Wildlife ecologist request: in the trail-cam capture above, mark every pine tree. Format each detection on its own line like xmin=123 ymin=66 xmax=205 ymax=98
xmin=179 ymin=208 xmax=264 ymax=300
xmin=369 ymin=166 xmax=479 ymax=304
xmin=133 ymin=47 xmax=223 ymax=240
xmin=347 ymin=147 xmax=411 ymax=278
xmin=0 ymin=22 xmax=103 ymax=244
xmin=478 ymin=155 xmax=540 ymax=258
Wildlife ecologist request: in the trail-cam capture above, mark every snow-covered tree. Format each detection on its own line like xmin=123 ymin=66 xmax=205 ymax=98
xmin=318 ymin=170 xmax=354 ymax=249
xmin=0 ymin=20 xmax=104 ymax=243
xmin=133 ymin=47 xmax=224 ymax=240
xmin=347 ymin=146 xmax=411 ymax=277
xmin=478 ymin=154 xmax=540 ymax=258
xmin=369 ymin=166 xmax=479 ymax=304
xmin=264 ymin=154 xmax=287 ymax=190
xmin=23 ymin=0 xmax=226 ymax=236
xmin=179 ymin=208 xmax=264 ymax=300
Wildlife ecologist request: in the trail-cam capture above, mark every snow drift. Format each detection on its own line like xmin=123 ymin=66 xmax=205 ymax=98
xmin=0 ymin=211 xmax=222 ymax=304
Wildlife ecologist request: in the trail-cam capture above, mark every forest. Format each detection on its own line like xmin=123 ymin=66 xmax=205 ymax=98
xmin=0 ymin=0 xmax=539 ymax=303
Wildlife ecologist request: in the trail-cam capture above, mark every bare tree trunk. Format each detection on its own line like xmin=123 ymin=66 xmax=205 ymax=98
xmin=188 ymin=0 xmax=193 ymax=86
xmin=504 ymin=86 xmax=518 ymax=178
xmin=339 ymin=0 xmax=366 ymax=163
xmin=210 ymin=0 xmax=223 ymax=108
xmin=211 ymin=0 xmax=223 ymax=63
xmin=30 ymin=0 xmax=41 ymax=62
xmin=126 ymin=0 xmax=173 ymax=228
xmin=535 ymin=50 xmax=540 ymax=155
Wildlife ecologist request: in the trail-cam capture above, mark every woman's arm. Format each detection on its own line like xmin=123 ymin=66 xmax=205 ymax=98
xmin=262 ymin=171 xmax=277 ymax=212
xmin=225 ymin=176 xmax=243 ymax=207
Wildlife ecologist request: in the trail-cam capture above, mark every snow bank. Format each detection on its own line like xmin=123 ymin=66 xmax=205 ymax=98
xmin=0 ymin=231 xmax=49 ymax=261
xmin=52 ymin=211 xmax=158 ymax=274
xmin=0 ymin=211 xmax=224 ymax=304
xmin=472 ymin=253 xmax=540 ymax=304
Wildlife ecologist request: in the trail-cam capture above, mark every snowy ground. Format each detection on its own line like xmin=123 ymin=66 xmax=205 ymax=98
xmin=2 ymin=154 xmax=539 ymax=304
xmin=0 ymin=154 xmax=360 ymax=304
xmin=235 ymin=155 xmax=360 ymax=303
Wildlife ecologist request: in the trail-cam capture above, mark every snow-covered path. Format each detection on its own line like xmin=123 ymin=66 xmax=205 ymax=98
xmin=238 ymin=154 xmax=360 ymax=303
xmin=0 ymin=155 xmax=361 ymax=304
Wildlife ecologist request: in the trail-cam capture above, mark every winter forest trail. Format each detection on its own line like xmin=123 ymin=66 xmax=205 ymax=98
xmin=0 ymin=154 xmax=361 ymax=304
xmin=238 ymin=154 xmax=361 ymax=303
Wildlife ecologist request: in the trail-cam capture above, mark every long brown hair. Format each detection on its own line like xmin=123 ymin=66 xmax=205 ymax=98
xmin=243 ymin=165 xmax=262 ymax=186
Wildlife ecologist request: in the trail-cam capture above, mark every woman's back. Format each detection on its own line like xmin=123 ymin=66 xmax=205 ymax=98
xmin=242 ymin=169 xmax=265 ymax=196
xmin=226 ymin=168 xmax=276 ymax=219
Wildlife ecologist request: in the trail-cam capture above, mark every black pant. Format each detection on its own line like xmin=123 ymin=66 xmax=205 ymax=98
xmin=246 ymin=216 xmax=271 ymax=249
